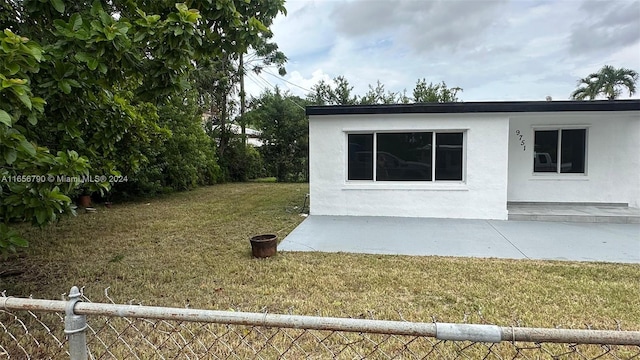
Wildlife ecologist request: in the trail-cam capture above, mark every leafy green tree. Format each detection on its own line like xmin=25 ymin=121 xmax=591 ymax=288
xmin=197 ymin=53 xmax=238 ymax=159
xmin=360 ymin=80 xmax=399 ymax=105
xmin=116 ymin=89 xmax=221 ymax=196
xmin=1 ymin=0 xmax=286 ymax=253
xmin=307 ymin=76 xmax=358 ymax=105
xmin=160 ymin=91 xmax=221 ymax=190
xmin=111 ymin=0 xmax=280 ymax=64
xmin=238 ymin=42 xmax=287 ymax=141
xmin=308 ymin=77 xmax=462 ymax=105
xmin=413 ymin=79 xmax=462 ymax=103
xmin=0 ymin=29 xmax=90 ymax=255
xmin=4 ymin=1 xmax=208 ymax=199
xmin=219 ymin=138 xmax=264 ymax=182
xmin=184 ymin=0 xmax=286 ymax=178
xmin=250 ymin=87 xmax=308 ymax=182
xmin=235 ymin=0 xmax=287 ymax=140
xmin=306 ymin=79 xmax=333 ymax=105
xmin=571 ymin=65 xmax=639 ymax=100
xmin=332 ymin=76 xmax=358 ymax=105
xmin=4 ymin=0 xmax=283 ymax=190
xmin=397 ymin=89 xmax=412 ymax=104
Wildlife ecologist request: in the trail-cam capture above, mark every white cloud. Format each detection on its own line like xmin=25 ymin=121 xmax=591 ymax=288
xmin=331 ymin=0 xmax=508 ymax=53
xmin=259 ymin=0 xmax=640 ymax=102
xmin=569 ymin=0 xmax=640 ymax=56
xmin=270 ymin=1 xmax=336 ymax=62
xmin=286 ymin=69 xmax=332 ymax=96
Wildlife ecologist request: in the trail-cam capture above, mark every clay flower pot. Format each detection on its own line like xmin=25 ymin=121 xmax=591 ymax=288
xmin=250 ymin=234 xmax=278 ymax=258
xmin=78 ymin=194 xmax=91 ymax=208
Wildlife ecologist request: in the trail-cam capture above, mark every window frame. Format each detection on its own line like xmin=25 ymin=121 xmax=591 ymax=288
xmin=346 ymin=130 xmax=466 ymax=183
xmin=532 ymin=126 xmax=589 ymax=175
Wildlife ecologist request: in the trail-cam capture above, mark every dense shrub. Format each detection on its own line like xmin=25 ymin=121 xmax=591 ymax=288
xmin=112 ymin=91 xmax=221 ymax=198
xmin=159 ymin=99 xmax=221 ymax=190
xmin=218 ymin=136 xmax=264 ymax=182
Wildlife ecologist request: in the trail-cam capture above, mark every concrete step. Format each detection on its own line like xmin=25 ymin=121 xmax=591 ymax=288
xmin=507 ymin=203 xmax=640 ymax=224
xmin=508 ymin=213 xmax=640 ymax=223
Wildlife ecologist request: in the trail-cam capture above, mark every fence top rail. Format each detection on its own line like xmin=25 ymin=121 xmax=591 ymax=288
xmin=2 ymin=295 xmax=639 ymax=346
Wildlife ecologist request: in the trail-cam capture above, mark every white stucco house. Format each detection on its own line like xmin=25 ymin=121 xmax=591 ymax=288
xmin=306 ymin=100 xmax=640 ymax=220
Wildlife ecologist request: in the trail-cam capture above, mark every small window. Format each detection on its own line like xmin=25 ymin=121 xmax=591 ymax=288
xmin=348 ymin=134 xmax=373 ymax=180
xmin=560 ymin=129 xmax=586 ymax=173
xmin=435 ymin=133 xmax=463 ymax=180
xmin=534 ymin=129 xmax=586 ymax=174
xmin=347 ymin=131 xmax=464 ymax=181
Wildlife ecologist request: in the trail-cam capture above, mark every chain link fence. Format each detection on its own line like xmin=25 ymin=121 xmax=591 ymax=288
xmin=2 ymin=287 xmax=639 ymax=359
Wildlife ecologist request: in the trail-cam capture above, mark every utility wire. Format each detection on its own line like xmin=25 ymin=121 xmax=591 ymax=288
xmin=252 ymin=72 xmax=307 ymax=111
xmin=246 ymin=72 xmax=271 ymax=92
xmin=246 ymin=72 xmax=278 ymax=98
xmin=245 ymin=71 xmax=308 ymax=112
xmin=262 ymin=70 xmax=313 ymax=93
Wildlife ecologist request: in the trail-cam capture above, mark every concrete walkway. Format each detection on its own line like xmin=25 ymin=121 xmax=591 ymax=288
xmin=279 ymin=216 xmax=640 ymax=263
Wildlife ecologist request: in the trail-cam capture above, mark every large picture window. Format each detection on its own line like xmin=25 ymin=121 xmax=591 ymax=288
xmin=347 ymin=132 xmax=464 ymax=181
xmin=533 ymin=129 xmax=586 ymax=173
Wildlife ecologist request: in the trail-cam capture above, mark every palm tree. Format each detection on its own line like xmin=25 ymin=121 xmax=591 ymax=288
xmin=570 ymin=65 xmax=639 ymax=100
xmin=570 ymin=75 xmax=600 ymax=100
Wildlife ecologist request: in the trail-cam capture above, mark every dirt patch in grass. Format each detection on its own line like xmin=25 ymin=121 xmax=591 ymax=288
xmin=2 ymin=183 xmax=639 ymax=330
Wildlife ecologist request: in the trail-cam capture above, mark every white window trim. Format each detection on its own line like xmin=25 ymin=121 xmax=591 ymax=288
xmin=531 ymin=125 xmax=589 ymax=177
xmin=342 ymin=182 xmax=469 ymax=191
xmin=344 ymin=130 xmax=467 ymax=186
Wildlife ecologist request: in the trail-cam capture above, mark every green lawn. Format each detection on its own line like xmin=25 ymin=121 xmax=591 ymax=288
xmin=2 ymin=183 xmax=639 ymax=331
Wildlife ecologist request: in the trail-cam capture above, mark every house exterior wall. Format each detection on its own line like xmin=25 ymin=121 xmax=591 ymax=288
xmin=507 ymin=111 xmax=640 ymax=207
xmin=309 ymin=113 xmax=510 ymax=220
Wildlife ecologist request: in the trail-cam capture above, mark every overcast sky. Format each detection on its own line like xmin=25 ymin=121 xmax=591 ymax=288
xmin=243 ymin=0 xmax=640 ymax=102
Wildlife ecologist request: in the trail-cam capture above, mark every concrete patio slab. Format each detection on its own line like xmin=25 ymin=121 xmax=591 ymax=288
xmin=279 ymin=216 xmax=640 ymax=263
xmin=490 ymin=221 xmax=640 ymax=263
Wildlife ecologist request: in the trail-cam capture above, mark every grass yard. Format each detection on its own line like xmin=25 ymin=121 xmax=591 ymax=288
xmin=2 ymin=182 xmax=639 ymax=331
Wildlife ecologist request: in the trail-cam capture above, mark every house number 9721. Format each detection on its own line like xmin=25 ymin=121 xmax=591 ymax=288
xmin=515 ymin=130 xmax=526 ymax=151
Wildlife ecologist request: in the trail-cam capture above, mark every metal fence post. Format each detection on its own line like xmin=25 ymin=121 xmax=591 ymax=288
xmin=64 ymin=286 xmax=88 ymax=360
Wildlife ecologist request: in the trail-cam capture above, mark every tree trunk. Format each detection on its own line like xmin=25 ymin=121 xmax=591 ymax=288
xmin=218 ymin=56 xmax=229 ymax=157
xmin=219 ymin=99 xmax=227 ymax=156
xmin=240 ymin=53 xmax=247 ymax=145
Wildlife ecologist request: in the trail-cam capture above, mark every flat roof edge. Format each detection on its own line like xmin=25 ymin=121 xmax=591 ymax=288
xmin=306 ymin=100 xmax=640 ymax=116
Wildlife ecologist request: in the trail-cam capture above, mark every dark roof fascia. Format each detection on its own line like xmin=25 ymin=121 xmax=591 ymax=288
xmin=305 ymin=100 xmax=640 ymax=116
